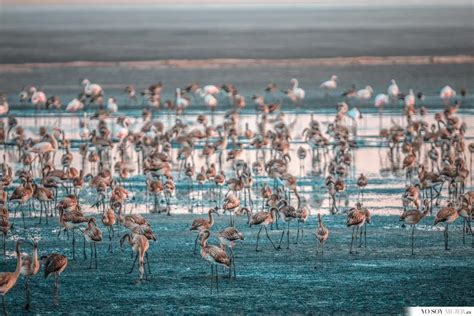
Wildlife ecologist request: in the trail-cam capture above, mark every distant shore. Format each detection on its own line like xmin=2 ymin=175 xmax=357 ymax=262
xmin=1 ymin=55 xmax=473 ymax=73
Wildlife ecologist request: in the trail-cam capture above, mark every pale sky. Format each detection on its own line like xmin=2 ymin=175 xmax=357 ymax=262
xmin=2 ymin=0 xmax=473 ymax=6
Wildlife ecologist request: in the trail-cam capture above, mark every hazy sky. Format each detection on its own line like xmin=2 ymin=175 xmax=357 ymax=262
xmin=2 ymin=0 xmax=473 ymax=6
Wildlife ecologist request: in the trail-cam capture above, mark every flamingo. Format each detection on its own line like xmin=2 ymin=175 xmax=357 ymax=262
xmin=0 ymin=97 xmax=8 ymax=116
xmin=284 ymin=78 xmax=305 ymax=108
xmin=196 ymin=88 xmax=218 ymax=121
xmin=19 ymin=87 xmax=29 ymax=103
xmin=241 ymin=207 xmax=279 ymax=251
xmin=20 ymin=240 xmax=40 ymax=311
xmin=66 ymin=94 xmax=85 ymax=112
xmin=82 ymin=79 xmax=103 ymax=98
xmin=0 ymin=207 xmax=10 ymax=256
xmin=202 ymin=84 xmax=220 ymax=96
xmin=440 ymin=85 xmax=456 ymax=105
xmin=120 ymin=233 xmax=150 ymax=282
xmin=175 ymin=88 xmax=191 ymax=113
xmin=124 ymin=85 xmax=137 ymax=104
xmin=315 ymin=213 xmax=329 ymax=265
xmin=41 ymin=253 xmax=68 ymax=305
xmin=387 ymin=79 xmax=400 ymax=102
xmin=29 ymin=87 xmax=47 ymax=107
xmin=198 ymin=230 xmax=231 ymax=294
xmin=83 ymin=218 xmax=103 ymax=269
xmin=356 ymin=86 xmax=373 ymax=101
xmin=434 ymin=202 xmax=461 ymax=250
xmin=320 ymin=75 xmax=338 ymax=95
xmin=102 ymin=208 xmax=116 ymax=253
xmin=218 ymin=226 xmax=244 ymax=279
xmin=404 ymin=89 xmax=416 ymax=109
xmin=0 ymin=240 xmax=23 ymax=315
xmin=107 ymin=97 xmax=118 ymax=113
xmin=400 ymin=200 xmax=429 ymax=255
xmin=346 ymin=107 xmax=362 ymax=136
xmin=190 ymin=207 xmax=219 ymax=254
xmin=374 ymin=93 xmax=389 ymax=108
xmin=46 ymin=96 xmax=62 ymax=110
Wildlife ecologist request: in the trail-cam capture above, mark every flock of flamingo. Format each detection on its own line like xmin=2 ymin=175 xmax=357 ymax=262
xmin=0 ymin=75 xmax=472 ymax=313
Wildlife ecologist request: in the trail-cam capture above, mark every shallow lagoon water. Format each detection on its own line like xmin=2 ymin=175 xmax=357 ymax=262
xmin=0 ymin=103 xmax=473 ymax=313
xmin=1 ymin=214 xmax=473 ymax=314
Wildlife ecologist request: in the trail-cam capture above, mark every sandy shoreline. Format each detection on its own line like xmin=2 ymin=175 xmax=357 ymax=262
xmin=1 ymin=55 xmax=474 ymax=73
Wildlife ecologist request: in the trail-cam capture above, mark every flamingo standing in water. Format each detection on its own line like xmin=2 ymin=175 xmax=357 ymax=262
xmin=83 ymin=218 xmax=103 ymax=269
xmin=320 ymin=75 xmax=338 ymax=96
xmin=66 ymin=94 xmax=85 ymax=112
xmin=434 ymin=202 xmax=460 ymax=250
xmin=29 ymin=87 xmax=47 ymax=107
xmin=440 ymin=85 xmax=456 ymax=105
xmin=284 ymin=78 xmax=305 ymax=109
xmin=120 ymin=233 xmax=150 ymax=282
xmin=400 ymin=200 xmax=429 ymax=255
xmin=315 ymin=213 xmax=329 ymax=266
xmin=190 ymin=207 xmax=219 ymax=254
xmin=0 ymin=240 xmax=23 ymax=315
xmin=20 ymin=240 xmax=40 ymax=311
xmin=218 ymin=226 xmax=244 ymax=279
xmin=175 ymin=88 xmax=191 ymax=115
xmin=196 ymin=88 xmax=218 ymax=122
xmin=356 ymin=86 xmax=373 ymax=102
xmin=387 ymin=79 xmax=400 ymax=102
xmin=0 ymin=96 xmax=9 ymax=116
xmin=198 ymin=230 xmax=231 ymax=294
xmin=241 ymin=207 xmax=279 ymax=251
xmin=0 ymin=207 xmax=10 ymax=256
xmin=41 ymin=253 xmax=68 ymax=305
xmin=82 ymin=78 xmax=103 ymax=106
xmin=107 ymin=97 xmax=118 ymax=113
xmin=347 ymin=204 xmax=369 ymax=254
xmin=404 ymin=89 xmax=416 ymax=112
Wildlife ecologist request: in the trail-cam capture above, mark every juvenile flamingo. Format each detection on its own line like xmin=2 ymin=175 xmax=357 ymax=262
xmin=218 ymin=226 xmax=244 ymax=278
xmin=241 ymin=207 xmax=279 ymax=251
xmin=347 ymin=204 xmax=368 ymax=254
xmin=357 ymin=173 xmax=368 ymax=202
xmin=315 ymin=213 xmax=329 ymax=266
xmin=41 ymin=253 xmax=68 ymax=305
xmin=102 ymin=208 xmax=116 ymax=252
xmin=199 ymin=230 xmax=231 ymax=294
xmin=400 ymin=200 xmax=429 ymax=255
xmin=120 ymin=233 xmax=150 ymax=282
xmin=0 ymin=240 xmax=23 ymax=315
xmin=83 ymin=218 xmax=103 ymax=269
xmin=20 ymin=240 xmax=40 ymax=311
xmin=190 ymin=207 xmax=219 ymax=254
xmin=434 ymin=202 xmax=460 ymax=250
xmin=0 ymin=207 xmax=10 ymax=256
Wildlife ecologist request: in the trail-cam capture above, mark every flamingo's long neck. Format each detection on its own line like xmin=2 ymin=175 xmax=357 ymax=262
xmin=32 ymin=245 xmax=38 ymax=270
xmin=201 ymin=234 xmax=209 ymax=247
xmin=292 ymin=80 xmax=299 ymax=90
xmin=295 ymin=191 xmax=301 ymax=210
xmin=208 ymin=211 xmax=214 ymax=226
xmin=50 ymin=133 xmax=58 ymax=149
xmin=14 ymin=243 xmax=22 ymax=278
